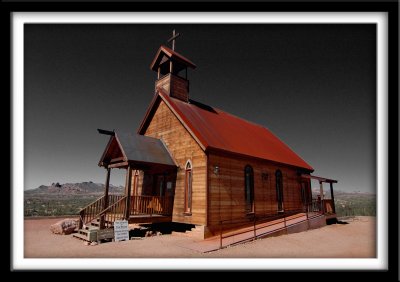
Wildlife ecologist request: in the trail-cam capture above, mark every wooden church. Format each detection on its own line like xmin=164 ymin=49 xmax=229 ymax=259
xmin=77 ymin=32 xmax=338 ymax=240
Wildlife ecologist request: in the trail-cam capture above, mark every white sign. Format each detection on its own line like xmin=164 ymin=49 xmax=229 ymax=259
xmin=114 ymin=220 xmax=129 ymax=242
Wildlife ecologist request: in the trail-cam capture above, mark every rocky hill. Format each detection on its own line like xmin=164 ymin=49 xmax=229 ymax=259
xmin=24 ymin=181 xmax=125 ymax=216
xmin=25 ymin=181 xmax=124 ymax=196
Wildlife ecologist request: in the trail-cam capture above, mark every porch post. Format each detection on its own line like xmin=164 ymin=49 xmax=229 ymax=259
xmin=319 ymin=181 xmax=324 ymax=214
xmin=124 ymin=165 xmax=132 ymax=220
xmin=100 ymin=167 xmax=111 ymax=229
xmin=330 ymin=182 xmax=336 ymax=214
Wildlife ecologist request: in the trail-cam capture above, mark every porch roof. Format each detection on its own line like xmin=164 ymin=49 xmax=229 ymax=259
xmin=300 ymin=174 xmax=338 ymax=183
xmin=99 ymin=131 xmax=177 ymax=168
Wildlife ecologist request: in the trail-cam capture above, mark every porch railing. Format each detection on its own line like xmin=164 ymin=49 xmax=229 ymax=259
xmin=305 ymin=198 xmax=335 ymax=214
xmin=99 ymin=196 xmax=127 ymax=228
xmin=130 ymin=195 xmax=173 ymax=216
xmin=306 ymin=199 xmax=322 ymax=213
xmin=78 ymin=194 xmax=124 ymax=228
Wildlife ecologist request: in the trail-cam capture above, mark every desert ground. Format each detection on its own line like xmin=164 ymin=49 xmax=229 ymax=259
xmin=24 ymin=216 xmax=375 ymax=258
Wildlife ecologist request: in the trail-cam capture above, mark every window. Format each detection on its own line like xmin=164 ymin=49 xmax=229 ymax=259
xmin=301 ymin=182 xmax=306 ymax=205
xmin=244 ymin=165 xmax=254 ymax=213
xmin=184 ymin=161 xmax=192 ymax=213
xmin=132 ymin=170 xmax=139 ymax=196
xmin=276 ymin=170 xmax=284 ymax=211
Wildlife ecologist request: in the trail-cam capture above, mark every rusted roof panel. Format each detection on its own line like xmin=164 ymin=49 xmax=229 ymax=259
xmin=101 ymin=132 xmax=176 ymax=167
xmin=158 ymin=90 xmax=313 ymax=171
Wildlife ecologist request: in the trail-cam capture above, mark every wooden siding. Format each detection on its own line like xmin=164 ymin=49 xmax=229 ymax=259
xmin=207 ymin=152 xmax=306 ymax=232
xmin=143 ymin=100 xmax=207 ymax=225
xmin=155 ymin=74 xmax=189 ymax=102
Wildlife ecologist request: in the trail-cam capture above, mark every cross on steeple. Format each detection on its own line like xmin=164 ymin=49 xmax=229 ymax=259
xmin=167 ymin=29 xmax=180 ymax=51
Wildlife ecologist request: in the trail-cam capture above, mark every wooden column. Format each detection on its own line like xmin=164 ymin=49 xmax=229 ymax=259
xmin=330 ymin=182 xmax=336 ymax=214
xmin=124 ymin=165 xmax=132 ymax=220
xmin=100 ymin=167 xmax=111 ymax=229
xmin=319 ymin=181 xmax=324 ymax=214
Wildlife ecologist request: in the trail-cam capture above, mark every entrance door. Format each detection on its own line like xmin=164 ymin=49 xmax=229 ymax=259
xmin=154 ymin=174 xmax=165 ymax=197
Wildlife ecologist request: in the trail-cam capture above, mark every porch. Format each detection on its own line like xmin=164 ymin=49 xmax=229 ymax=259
xmin=78 ymin=130 xmax=177 ymax=230
xmin=301 ymin=174 xmax=338 ymax=220
xmin=78 ymin=194 xmax=174 ymax=229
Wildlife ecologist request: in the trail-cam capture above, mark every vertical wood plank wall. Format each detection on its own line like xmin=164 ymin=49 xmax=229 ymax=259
xmin=143 ymin=100 xmax=207 ymax=225
xmin=207 ymin=153 xmax=305 ymax=232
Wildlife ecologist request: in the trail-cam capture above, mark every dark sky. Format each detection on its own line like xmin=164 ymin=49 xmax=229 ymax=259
xmin=24 ymin=24 xmax=376 ymax=193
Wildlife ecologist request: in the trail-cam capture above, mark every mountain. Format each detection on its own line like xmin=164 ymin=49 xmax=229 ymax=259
xmin=310 ymin=189 xmax=376 ymax=217
xmin=25 ymin=181 xmax=124 ymax=196
xmin=311 ymin=188 xmax=375 ymax=197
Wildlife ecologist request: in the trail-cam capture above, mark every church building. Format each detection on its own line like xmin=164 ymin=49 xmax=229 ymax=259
xmin=77 ymin=32 xmax=337 ymax=240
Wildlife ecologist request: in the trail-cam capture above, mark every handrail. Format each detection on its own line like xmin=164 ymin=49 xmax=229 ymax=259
xmin=99 ymin=196 xmax=127 ymax=216
xmin=78 ymin=194 xmax=124 ymax=229
xmin=79 ymin=195 xmax=106 ymax=213
xmin=99 ymin=196 xmax=127 ymax=229
xmin=218 ymin=203 xmax=324 ymax=249
xmin=78 ymin=194 xmax=124 ymax=214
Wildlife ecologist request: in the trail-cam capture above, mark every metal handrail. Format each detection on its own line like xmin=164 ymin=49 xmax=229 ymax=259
xmin=218 ymin=202 xmax=324 ymax=249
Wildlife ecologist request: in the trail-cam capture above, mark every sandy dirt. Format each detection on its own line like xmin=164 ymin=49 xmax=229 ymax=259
xmin=24 ymin=216 xmax=375 ymax=258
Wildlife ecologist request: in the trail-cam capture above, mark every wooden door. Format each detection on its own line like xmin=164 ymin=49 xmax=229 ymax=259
xmin=153 ymin=174 xmax=165 ymax=197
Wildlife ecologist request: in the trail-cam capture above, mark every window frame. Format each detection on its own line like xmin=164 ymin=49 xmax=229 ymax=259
xmin=275 ymin=170 xmax=284 ymax=212
xmin=184 ymin=160 xmax=193 ymax=214
xmin=244 ymin=165 xmax=255 ymax=214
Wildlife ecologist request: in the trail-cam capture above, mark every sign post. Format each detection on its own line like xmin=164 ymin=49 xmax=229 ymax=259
xmin=114 ymin=220 xmax=129 ymax=242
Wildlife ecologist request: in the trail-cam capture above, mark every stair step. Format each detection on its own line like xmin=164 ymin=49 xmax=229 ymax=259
xmin=84 ymin=225 xmax=99 ymax=231
xmin=74 ymin=228 xmax=99 ymax=242
xmin=73 ymin=232 xmax=90 ymax=241
xmin=79 ymin=229 xmax=89 ymax=235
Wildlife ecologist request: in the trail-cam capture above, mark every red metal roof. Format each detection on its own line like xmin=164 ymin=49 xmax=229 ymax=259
xmin=139 ymin=90 xmax=313 ymax=171
xmin=150 ymin=45 xmax=197 ymax=71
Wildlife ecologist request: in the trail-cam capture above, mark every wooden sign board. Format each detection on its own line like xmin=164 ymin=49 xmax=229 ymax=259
xmin=114 ymin=220 xmax=129 ymax=242
xmin=97 ymin=228 xmax=114 ymax=241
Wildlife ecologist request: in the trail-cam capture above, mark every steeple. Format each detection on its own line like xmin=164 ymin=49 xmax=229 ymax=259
xmin=150 ymin=31 xmax=196 ymax=102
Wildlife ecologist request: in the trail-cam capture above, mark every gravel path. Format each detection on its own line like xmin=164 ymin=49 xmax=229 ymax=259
xmin=24 ymin=216 xmax=375 ymax=258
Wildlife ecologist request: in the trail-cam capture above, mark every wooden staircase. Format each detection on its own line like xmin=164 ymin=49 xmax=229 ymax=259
xmin=73 ymin=195 xmax=127 ymax=242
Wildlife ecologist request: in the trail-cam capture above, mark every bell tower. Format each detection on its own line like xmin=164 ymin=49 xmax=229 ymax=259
xmin=150 ymin=30 xmax=196 ymax=102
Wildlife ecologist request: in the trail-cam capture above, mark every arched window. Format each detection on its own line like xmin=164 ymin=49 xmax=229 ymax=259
xmin=275 ymin=170 xmax=284 ymax=211
xmin=244 ymin=165 xmax=254 ymax=213
xmin=132 ymin=170 xmax=139 ymax=196
xmin=184 ymin=161 xmax=192 ymax=213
